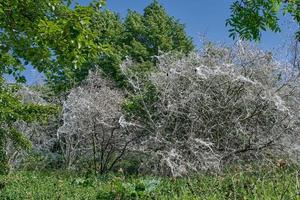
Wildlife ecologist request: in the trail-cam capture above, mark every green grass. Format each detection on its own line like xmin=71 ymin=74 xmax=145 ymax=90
xmin=0 ymin=165 xmax=299 ymax=200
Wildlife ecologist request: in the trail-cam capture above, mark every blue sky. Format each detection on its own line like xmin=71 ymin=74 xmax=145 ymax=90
xmin=102 ymin=0 xmax=292 ymax=50
xmin=22 ymin=0 xmax=297 ymax=84
xmin=104 ymin=0 xmax=236 ymax=48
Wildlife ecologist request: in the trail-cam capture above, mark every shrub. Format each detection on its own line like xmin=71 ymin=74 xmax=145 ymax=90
xmin=121 ymin=42 xmax=300 ymax=176
xmin=58 ymin=71 xmax=140 ymax=174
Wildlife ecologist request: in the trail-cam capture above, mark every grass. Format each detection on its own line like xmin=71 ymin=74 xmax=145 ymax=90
xmin=0 ymin=164 xmax=299 ymax=200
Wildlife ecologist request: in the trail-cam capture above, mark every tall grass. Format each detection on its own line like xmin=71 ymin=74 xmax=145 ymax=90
xmin=0 ymin=166 xmax=300 ymax=200
xmin=0 ymin=164 xmax=299 ymax=199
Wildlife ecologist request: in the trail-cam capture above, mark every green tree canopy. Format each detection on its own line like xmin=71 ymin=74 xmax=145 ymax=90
xmin=0 ymin=0 xmax=108 ymax=93
xmin=88 ymin=0 xmax=195 ymax=87
xmin=124 ymin=1 xmax=194 ymax=63
xmin=227 ymin=0 xmax=300 ymax=41
xmin=0 ymin=0 xmax=194 ymax=92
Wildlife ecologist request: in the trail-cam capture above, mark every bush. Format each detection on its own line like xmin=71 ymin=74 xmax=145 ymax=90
xmin=58 ymin=71 xmax=140 ymax=173
xmin=121 ymin=42 xmax=300 ymax=176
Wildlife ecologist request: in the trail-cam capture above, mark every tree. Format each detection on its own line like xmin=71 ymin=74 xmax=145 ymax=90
xmin=227 ymin=0 xmax=300 ymax=41
xmin=0 ymin=78 xmax=58 ymax=174
xmin=0 ymin=0 xmax=88 ymax=173
xmin=120 ymin=1 xmax=195 ymax=121
xmin=123 ymin=0 xmax=194 ymax=65
xmin=0 ymin=0 xmax=108 ymax=93
xmin=6 ymin=86 xmax=62 ymax=170
xmin=0 ymin=0 xmax=193 ymax=93
xmin=81 ymin=0 xmax=195 ymax=87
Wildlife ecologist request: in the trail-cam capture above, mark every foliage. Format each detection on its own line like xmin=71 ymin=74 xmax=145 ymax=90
xmin=0 ymin=164 xmax=299 ymax=199
xmin=123 ymin=1 xmax=194 ymax=64
xmin=120 ymin=0 xmax=195 ymax=126
xmin=1 ymin=0 xmax=299 ymax=185
xmin=0 ymin=0 xmax=108 ymax=93
xmin=0 ymin=78 xmax=58 ymax=174
xmin=227 ymin=0 xmax=300 ymax=41
xmin=90 ymin=0 xmax=195 ymax=87
xmin=0 ymin=0 xmax=193 ymax=93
